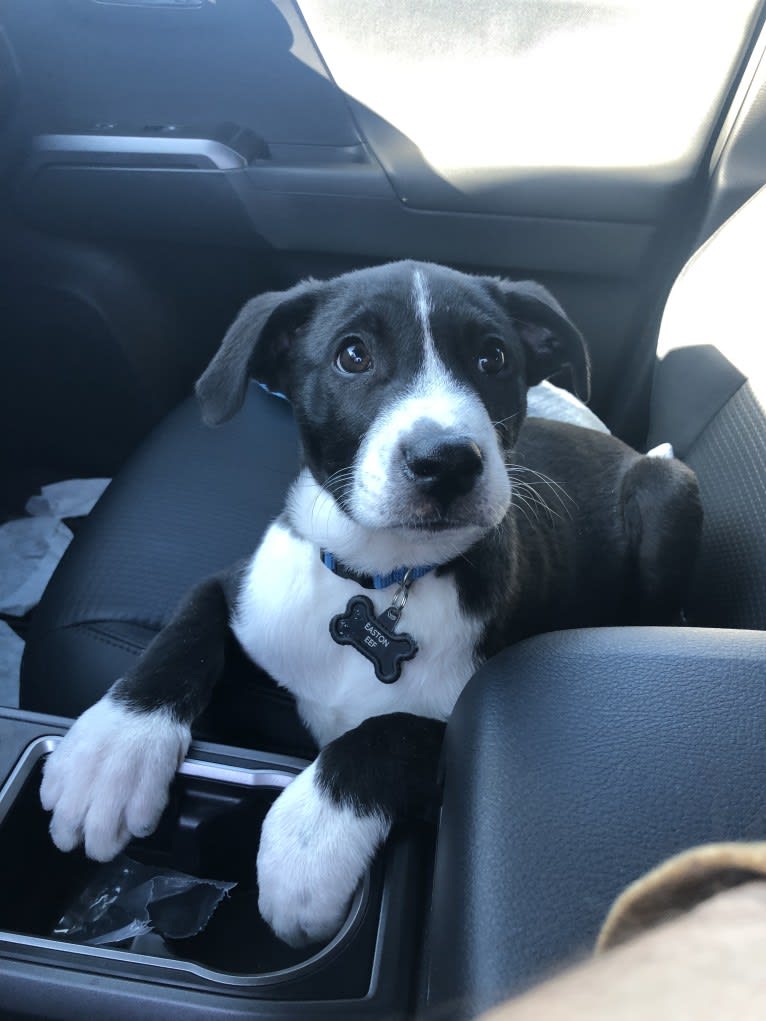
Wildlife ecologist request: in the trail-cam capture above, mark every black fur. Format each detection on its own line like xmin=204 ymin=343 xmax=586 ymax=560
xmin=111 ymin=566 xmax=244 ymax=723
xmin=445 ymin=419 xmax=702 ymax=659
xmin=121 ymin=260 xmax=700 ymax=836
xmin=316 ymin=713 xmax=446 ymax=822
xmin=486 ymin=277 xmax=591 ymax=400
xmin=195 ymin=261 xmax=590 ymax=513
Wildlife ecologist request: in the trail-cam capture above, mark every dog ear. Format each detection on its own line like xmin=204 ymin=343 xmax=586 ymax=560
xmin=195 ymin=279 xmax=324 ymax=425
xmin=489 ymin=279 xmax=591 ymax=401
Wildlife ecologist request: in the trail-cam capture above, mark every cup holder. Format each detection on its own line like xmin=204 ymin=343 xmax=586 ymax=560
xmin=0 ymin=737 xmax=370 ymax=987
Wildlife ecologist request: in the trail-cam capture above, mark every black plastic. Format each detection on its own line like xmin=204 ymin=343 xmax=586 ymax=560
xmin=0 ymin=760 xmax=327 ymax=975
xmin=0 ymin=711 xmax=431 ymax=1019
xmin=3 ymin=0 xmax=360 ymax=146
xmin=18 ymin=165 xmax=259 ymax=245
xmin=426 ymin=626 xmax=766 ymax=1019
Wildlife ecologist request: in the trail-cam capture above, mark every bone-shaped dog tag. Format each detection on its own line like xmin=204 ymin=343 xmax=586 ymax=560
xmin=329 ymin=594 xmax=418 ymax=684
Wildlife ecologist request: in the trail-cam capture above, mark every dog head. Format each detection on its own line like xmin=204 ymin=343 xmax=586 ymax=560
xmin=197 ymin=261 xmax=588 ymax=559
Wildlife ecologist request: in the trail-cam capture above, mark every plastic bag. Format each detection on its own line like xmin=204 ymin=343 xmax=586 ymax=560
xmin=0 ymin=479 xmax=113 ymax=617
xmin=53 ymin=854 xmax=236 ymax=946
xmin=25 ymin=478 xmax=111 ymax=520
xmin=0 ymin=516 xmax=73 ymax=617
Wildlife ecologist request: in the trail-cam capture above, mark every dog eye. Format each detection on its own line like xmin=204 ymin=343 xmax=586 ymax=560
xmin=335 ymin=337 xmax=373 ymax=374
xmin=477 ymin=340 xmax=506 ymax=375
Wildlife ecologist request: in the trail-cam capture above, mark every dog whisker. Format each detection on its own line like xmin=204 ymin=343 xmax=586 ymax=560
xmin=509 ymin=472 xmax=567 ymax=527
xmin=520 ymin=484 xmax=564 ymax=525
xmin=320 ymin=467 xmax=356 ymax=495
xmin=509 ymin=463 xmax=576 ymax=506
xmin=492 ymin=411 xmax=520 ymax=428
xmin=506 ymin=464 xmax=574 ymax=522
xmin=510 ymin=493 xmax=537 ymax=530
xmin=511 ymin=488 xmax=545 ymax=526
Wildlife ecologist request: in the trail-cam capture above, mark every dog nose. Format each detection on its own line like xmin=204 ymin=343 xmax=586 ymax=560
xmin=402 ymin=434 xmax=484 ymax=501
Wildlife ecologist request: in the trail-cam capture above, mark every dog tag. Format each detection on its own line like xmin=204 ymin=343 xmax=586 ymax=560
xmin=329 ymin=594 xmax=418 ymax=684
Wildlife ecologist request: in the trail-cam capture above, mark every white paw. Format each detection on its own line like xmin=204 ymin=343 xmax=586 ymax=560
xmin=40 ymin=693 xmax=191 ymax=862
xmin=646 ymin=441 xmax=674 ymax=460
xmin=257 ymin=761 xmax=389 ymax=947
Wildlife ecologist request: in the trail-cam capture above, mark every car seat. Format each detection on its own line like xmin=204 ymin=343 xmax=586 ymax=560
xmin=19 ymin=184 xmax=766 ymax=1015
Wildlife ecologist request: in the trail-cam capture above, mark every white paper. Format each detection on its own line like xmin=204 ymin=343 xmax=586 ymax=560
xmin=26 ymin=478 xmax=110 ymax=520
xmin=0 ymin=621 xmax=23 ymax=707
xmin=0 ymin=516 xmax=74 ymax=616
xmin=1 ymin=477 xmax=111 ymax=706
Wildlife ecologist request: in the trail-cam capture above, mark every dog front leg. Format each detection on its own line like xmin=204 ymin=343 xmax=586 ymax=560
xmin=41 ymin=575 xmax=232 ymax=861
xmin=257 ymin=712 xmax=445 ymax=946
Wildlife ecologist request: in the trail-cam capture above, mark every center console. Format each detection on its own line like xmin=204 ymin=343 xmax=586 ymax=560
xmin=6 ymin=626 xmax=764 ymax=1020
xmin=0 ymin=709 xmax=432 ymax=1020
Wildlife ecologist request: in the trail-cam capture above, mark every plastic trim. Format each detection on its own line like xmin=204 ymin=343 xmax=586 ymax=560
xmin=0 ymin=736 xmax=369 ymax=990
xmin=33 ymin=134 xmax=248 ymax=170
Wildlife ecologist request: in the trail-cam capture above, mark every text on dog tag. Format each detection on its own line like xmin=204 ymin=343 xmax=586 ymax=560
xmin=329 ymin=595 xmax=418 ymax=684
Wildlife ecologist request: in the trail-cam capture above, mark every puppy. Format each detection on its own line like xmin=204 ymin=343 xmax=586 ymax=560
xmin=40 ymin=261 xmax=702 ymax=947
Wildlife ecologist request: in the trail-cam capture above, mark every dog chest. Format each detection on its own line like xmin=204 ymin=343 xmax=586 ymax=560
xmin=231 ymin=522 xmax=483 ymax=747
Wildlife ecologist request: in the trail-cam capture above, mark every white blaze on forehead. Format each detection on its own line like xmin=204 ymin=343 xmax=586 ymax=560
xmin=409 ymin=267 xmax=457 ymax=396
xmin=412 ymin=267 xmax=435 ymax=357
xmin=412 ymin=267 xmax=451 ymax=387
xmin=355 ymin=269 xmax=470 ymax=507
xmin=346 ymin=266 xmax=512 ymax=534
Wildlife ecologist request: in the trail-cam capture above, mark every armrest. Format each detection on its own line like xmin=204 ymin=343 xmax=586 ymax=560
xmin=425 ymin=626 xmax=766 ymax=1018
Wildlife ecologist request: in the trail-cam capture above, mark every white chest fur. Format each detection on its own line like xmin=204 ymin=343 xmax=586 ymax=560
xmin=231 ymin=522 xmax=484 ymax=747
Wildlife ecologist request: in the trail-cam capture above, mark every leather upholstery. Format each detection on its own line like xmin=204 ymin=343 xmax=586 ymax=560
xmin=20 ymin=384 xmax=317 ymax=756
xmin=426 ymin=626 xmax=766 ymax=1017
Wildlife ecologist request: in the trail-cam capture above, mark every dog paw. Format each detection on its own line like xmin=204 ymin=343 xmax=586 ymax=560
xmin=646 ymin=441 xmax=674 ymax=460
xmin=257 ymin=760 xmax=389 ymax=947
xmin=40 ymin=693 xmax=191 ymax=862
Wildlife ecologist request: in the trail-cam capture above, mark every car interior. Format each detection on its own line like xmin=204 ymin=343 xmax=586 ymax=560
xmin=2 ymin=1 xmax=766 ymax=1018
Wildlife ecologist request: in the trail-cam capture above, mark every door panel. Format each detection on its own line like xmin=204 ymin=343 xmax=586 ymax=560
xmin=2 ymin=0 xmax=359 ymax=146
xmin=1 ymin=0 xmax=765 ymax=477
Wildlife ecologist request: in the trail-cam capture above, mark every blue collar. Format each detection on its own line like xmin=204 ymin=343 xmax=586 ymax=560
xmin=319 ymin=549 xmax=435 ymax=590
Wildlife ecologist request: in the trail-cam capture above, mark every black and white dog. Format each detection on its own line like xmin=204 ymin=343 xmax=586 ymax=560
xmin=40 ymin=261 xmax=702 ymax=947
